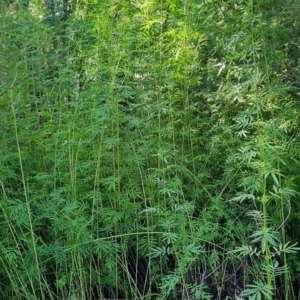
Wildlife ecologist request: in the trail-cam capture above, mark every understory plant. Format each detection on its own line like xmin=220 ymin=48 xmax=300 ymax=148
xmin=0 ymin=0 xmax=300 ymax=299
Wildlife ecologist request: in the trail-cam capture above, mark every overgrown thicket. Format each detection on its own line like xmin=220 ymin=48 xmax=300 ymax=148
xmin=1 ymin=0 xmax=300 ymax=299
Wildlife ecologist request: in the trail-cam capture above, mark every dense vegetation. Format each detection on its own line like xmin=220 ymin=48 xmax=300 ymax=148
xmin=1 ymin=0 xmax=300 ymax=299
